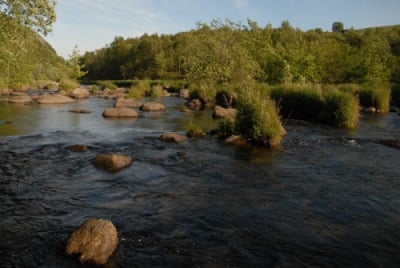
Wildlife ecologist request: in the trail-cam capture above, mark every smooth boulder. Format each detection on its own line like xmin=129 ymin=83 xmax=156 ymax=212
xmin=37 ymin=94 xmax=75 ymax=104
xmin=212 ymin=105 xmax=237 ymax=121
xmin=70 ymin=88 xmax=90 ymax=99
xmin=140 ymin=102 xmax=165 ymax=112
xmin=65 ymin=218 xmax=119 ymax=265
xmin=160 ymin=132 xmax=188 ymax=143
xmin=103 ymin=107 xmax=139 ymax=118
xmin=8 ymin=95 xmax=32 ymax=104
xmin=93 ymin=154 xmax=132 ymax=172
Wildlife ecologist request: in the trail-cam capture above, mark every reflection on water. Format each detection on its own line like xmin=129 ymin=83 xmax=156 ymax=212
xmin=0 ymin=97 xmax=400 ymax=267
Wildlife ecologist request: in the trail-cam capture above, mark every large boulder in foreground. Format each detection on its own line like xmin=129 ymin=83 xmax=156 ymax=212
xmin=8 ymin=95 xmax=32 ymax=104
xmin=114 ymin=98 xmax=142 ymax=108
xmin=160 ymin=132 xmax=188 ymax=143
xmin=140 ymin=102 xmax=165 ymax=112
xmin=93 ymin=154 xmax=132 ymax=172
xmin=37 ymin=94 xmax=75 ymax=104
xmin=103 ymin=107 xmax=139 ymax=118
xmin=65 ymin=218 xmax=119 ymax=265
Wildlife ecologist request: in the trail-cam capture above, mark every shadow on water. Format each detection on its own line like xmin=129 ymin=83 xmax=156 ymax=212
xmin=1 ymin=97 xmax=400 ymax=267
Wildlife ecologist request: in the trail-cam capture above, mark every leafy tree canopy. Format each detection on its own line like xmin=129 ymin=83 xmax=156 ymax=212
xmin=0 ymin=0 xmax=56 ymax=35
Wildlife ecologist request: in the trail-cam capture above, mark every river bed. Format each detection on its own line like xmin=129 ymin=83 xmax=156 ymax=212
xmin=1 ymin=97 xmax=400 ymax=267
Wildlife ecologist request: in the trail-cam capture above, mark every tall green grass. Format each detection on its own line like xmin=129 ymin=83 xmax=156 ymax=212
xmin=270 ymin=84 xmax=359 ymax=128
xmin=321 ymin=90 xmax=359 ymax=128
xmin=391 ymin=84 xmax=400 ymax=106
xmin=270 ymin=85 xmax=324 ymax=120
xmin=235 ymin=90 xmax=283 ymax=147
xmin=358 ymin=85 xmax=391 ymax=113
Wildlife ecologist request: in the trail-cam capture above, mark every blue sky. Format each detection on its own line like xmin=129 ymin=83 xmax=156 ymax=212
xmin=45 ymin=0 xmax=400 ymax=58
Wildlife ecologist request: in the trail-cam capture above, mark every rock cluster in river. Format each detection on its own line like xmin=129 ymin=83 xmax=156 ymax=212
xmin=65 ymin=218 xmax=119 ymax=265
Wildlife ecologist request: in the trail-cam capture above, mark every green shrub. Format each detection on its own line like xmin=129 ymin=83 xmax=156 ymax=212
xmin=235 ymin=90 xmax=283 ymax=147
xmin=336 ymin=83 xmax=362 ymax=94
xmin=59 ymin=78 xmax=79 ymax=91
xmin=391 ymin=84 xmax=400 ymax=106
xmin=216 ymin=118 xmax=236 ymax=138
xmin=185 ymin=121 xmax=207 ymax=138
xmin=359 ymin=85 xmax=390 ymax=112
xmin=147 ymin=85 xmax=164 ymax=99
xmin=128 ymin=80 xmax=150 ymax=99
xmin=98 ymin=80 xmax=117 ymax=90
xmin=321 ymin=90 xmax=359 ymax=128
xmin=270 ymin=85 xmax=324 ymax=120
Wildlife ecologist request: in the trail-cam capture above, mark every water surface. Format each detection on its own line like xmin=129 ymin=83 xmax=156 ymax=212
xmin=0 ymin=97 xmax=399 ymax=267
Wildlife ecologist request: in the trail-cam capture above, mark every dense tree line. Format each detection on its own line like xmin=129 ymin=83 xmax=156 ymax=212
xmin=81 ymin=19 xmax=400 ymax=87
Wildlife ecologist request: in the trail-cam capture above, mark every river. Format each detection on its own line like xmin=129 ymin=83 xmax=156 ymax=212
xmin=0 ymin=96 xmax=400 ymax=267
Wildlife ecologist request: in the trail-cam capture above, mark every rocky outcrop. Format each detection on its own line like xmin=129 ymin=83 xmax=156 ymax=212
xmin=212 ymin=105 xmax=237 ymax=121
xmin=93 ymin=154 xmax=132 ymax=172
xmin=65 ymin=218 xmax=119 ymax=265
xmin=114 ymin=98 xmax=142 ymax=108
xmin=37 ymin=94 xmax=75 ymax=104
xmin=8 ymin=95 xmax=32 ymax=104
xmin=160 ymin=132 xmax=188 ymax=143
xmin=103 ymin=107 xmax=139 ymax=118
xmin=140 ymin=102 xmax=166 ymax=112
xmin=70 ymin=88 xmax=90 ymax=99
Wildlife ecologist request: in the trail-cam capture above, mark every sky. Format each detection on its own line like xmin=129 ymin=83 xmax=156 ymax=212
xmin=45 ymin=0 xmax=400 ymax=58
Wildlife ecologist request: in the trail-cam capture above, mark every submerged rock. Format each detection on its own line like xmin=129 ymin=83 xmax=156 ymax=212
xmin=160 ymin=132 xmax=188 ymax=143
xmin=37 ymin=94 xmax=75 ymax=104
xmin=140 ymin=102 xmax=166 ymax=111
xmin=65 ymin=218 xmax=119 ymax=265
xmin=93 ymin=154 xmax=132 ymax=172
xmin=225 ymin=135 xmax=248 ymax=146
xmin=103 ymin=107 xmax=139 ymax=118
xmin=68 ymin=144 xmax=88 ymax=152
xmin=114 ymin=98 xmax=142 ymax=108
xmin=69 ymin=109 xmax=92 ymax=114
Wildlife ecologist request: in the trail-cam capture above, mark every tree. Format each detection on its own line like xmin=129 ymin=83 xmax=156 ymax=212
xmin=332 ymin=21 xmax=344 ymax=33
xmin=0 ymin=0 xmax=56 ymax=35
xmin=68 ymin=45 xmax=87 ymax=79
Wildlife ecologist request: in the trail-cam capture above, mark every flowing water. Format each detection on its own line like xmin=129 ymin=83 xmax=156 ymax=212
xmin=0 ymin=96 xmax=400 ymax=267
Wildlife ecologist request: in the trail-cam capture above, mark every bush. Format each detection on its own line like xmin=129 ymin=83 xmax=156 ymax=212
xmin=321 ymin=90 xmax=359 ymax=128
xmin=60 ymin=78 xmax=79 ymax=91
xmin=235 ymin=90 xmax=283 ymax=147
xmin=147 ymin=85 xmax=164 ymax=99
xmin=98 ymin=80 xmax=117 ymax=90
xmin=127 ymin=80 xmax=150 ymax=99
xmin=359 ymin=85 xmax=390 ymax=112
xmin=216 ymin=118 xmax=236 ymax=138
xmin=270 ymin=85 xmax=324 ymax=120
xmin=391 ymin=84 xmax=400 ymax=106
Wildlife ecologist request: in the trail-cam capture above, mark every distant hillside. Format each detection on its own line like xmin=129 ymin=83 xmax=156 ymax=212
xmin=0 ymin=13 xmax=69 ymax=90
